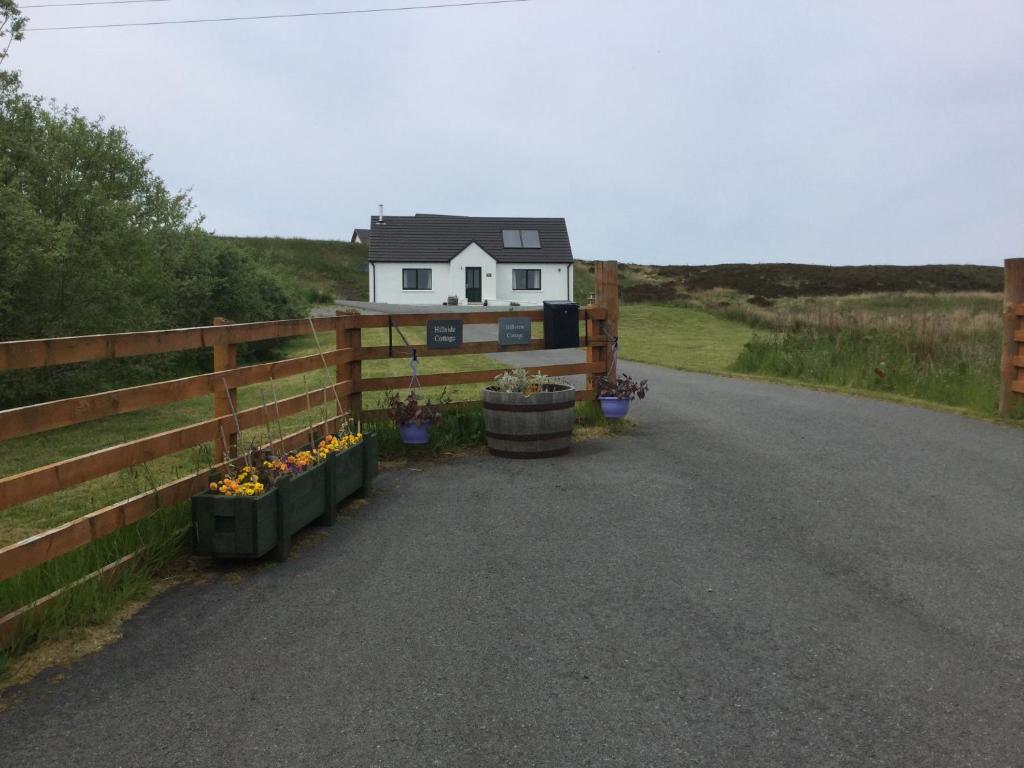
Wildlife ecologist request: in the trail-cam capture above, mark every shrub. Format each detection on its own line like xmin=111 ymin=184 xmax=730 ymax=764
xmin=0 ymin=74 xmax=303 ymax=407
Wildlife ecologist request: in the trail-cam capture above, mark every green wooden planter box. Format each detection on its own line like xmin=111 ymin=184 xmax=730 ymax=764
xmin=191 ymin=485 xmax=280 ymax=560
xmin=192 ymin=463 xmax=328 ymax=562
xmin=273 ymin=459 xmax=330 ymax=560
xmin=192 ymin=434 xmax=379 ymax=562
xmin=326 ymin=432 xmax=379 ymax=508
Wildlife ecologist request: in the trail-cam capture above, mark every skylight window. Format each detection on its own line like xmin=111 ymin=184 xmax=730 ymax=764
xmin=502 ymin=229 xmax=542 ymax=249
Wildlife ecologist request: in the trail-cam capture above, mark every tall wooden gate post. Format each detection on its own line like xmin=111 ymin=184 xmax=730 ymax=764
xmin=337 ymin=310 xmax=362 ymax=420
xmin=999 ymin=258 xmax=1024 ymax=415
xmin=587 ymin=261 xmax=619 ymax=392
xmin=212 ymin=317 xmax=238 ymax=463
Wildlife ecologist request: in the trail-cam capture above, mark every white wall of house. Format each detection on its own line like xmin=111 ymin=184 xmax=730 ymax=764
xmin=370 ymin=249 xmax=574 ymax=305
xmin=495 ymin=262 xmax=573 ymax=304
xmin=369 ymin=262 xmax=451 ymax=304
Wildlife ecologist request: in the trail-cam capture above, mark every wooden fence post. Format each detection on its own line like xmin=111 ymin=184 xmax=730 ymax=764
xmin=598 ymin=260 xmax=619 ymax=382
xmin=337 ymin=310 xmax=362 ymax=420
xmin=212 ymin=317 xmax=238 ymax=463
xmin=587 ymin=261 xmax=619 ymax=392
xmin=586 ymin=266 xmax=605 ymax=394
xmin=999 ymin=258 xmax=1024 ymax=415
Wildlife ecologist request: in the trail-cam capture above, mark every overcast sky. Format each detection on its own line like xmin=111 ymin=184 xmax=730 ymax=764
xmin=8 ymin=0 xmax=1023 ymax=266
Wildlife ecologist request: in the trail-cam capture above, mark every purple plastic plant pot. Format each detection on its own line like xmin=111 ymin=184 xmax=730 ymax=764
xmin=598 ymin=396 xmax=631 ymax=419
xmin=398 ymin=422 xmax=431 ymax=445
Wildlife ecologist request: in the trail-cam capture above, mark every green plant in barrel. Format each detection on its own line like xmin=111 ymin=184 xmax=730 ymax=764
xmin=490 ymin=367 xmax=567 ymax=396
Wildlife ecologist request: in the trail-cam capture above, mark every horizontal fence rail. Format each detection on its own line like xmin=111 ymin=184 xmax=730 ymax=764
xmin=357 ymin=361 xmax=605 ymax=393
xmin=0 ymin=379 xmax=355 ymax=512
xmin=0 ymin=268 xmax=622 ymax=642
xmin=0 ymin=349 xmax=353 ymax=441
xmin=0 ymin=317 xmax=338 ymax=372
xmin=0 ymin=414 xmax=351 ymax=583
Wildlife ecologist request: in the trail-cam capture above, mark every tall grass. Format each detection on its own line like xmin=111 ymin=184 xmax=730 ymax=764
xmin=710 ymin=291 xmax=1001 ymax=332
xmin=726 ymin=293 xmax=1007 ymax=417
xmin=0 ymin=502 xmax=190 ymax=678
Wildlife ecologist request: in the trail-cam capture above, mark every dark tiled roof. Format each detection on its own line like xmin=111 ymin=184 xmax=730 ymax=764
xmin=368 ymin=214 xmax=574 ymax=264
xmin=351 ymin=228 xmax=372 ymax=244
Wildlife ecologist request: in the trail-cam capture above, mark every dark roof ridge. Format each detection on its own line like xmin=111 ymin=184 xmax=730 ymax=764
xmin=411 ymin=213 xmax=566 ymax=222
xmin=368 ymin=213 xmax=573 ymax=264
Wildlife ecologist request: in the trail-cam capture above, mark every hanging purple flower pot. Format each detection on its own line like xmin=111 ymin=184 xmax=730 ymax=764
xmin=398 ymin=422 xmax=431 ymax=445
xmin=598 ymin=396 xmax=631 ymax=419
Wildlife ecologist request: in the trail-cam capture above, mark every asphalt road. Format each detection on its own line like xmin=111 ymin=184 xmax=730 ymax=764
xmin=2 ymin=362 xmax=1023 ymax=767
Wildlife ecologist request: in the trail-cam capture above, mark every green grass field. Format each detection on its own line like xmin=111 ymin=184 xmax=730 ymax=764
xmin=725 ymin=293 xmax=1006 ymax=418
xmin=618 ymin=304 xmax=753 ymax=374
xmin=612 ymin=292 xmax=1014 ymax=422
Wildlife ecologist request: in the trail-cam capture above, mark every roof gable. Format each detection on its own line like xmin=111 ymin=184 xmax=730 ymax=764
xmin=368 ymin=214 xmax=574 ymax=264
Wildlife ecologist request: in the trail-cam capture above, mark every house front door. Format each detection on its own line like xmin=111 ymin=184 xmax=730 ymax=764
xmin=465 ymin=267 xmax=482 ymax=303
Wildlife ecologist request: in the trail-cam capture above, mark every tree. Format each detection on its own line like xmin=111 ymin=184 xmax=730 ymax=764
xmin=0 ymin=1 xmax=26 ymax=68
xmin=0 ymin=73 xmax=303 ymax=405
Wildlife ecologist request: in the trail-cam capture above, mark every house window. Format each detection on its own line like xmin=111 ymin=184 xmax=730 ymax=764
xmin=502 ymin=229 xmax=542 ymax=249
xmin=402 ymin=268 xmax=432 ymax=290
xmin=513 ymin=269 xmax=542 ymax=290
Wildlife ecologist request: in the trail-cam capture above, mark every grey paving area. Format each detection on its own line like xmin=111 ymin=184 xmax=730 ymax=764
xmin=2 ymin=362 xmax=1024 ymax=766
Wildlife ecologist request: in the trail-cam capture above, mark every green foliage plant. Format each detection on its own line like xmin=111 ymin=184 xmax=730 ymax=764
xmin=488 ymin=367 xmax=569 ymax=395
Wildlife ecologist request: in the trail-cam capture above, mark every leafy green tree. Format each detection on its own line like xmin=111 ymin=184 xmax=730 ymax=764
xmin=0 ymin=73 xmax=304 ymax=405
xmin=0 ymin=1 xmax=26 ymax=68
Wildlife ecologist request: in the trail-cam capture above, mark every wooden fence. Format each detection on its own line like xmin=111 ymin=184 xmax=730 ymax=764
xmin=0 ymin=261 xmax=621 ymax=645
xmin=999 ymin=258 xmax=1024 ymax=415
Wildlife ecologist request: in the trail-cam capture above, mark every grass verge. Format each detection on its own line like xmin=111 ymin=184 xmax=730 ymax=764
xmin=611 ymin=296 xmax=1022 ymax=424
xmin=0 ymin=501 xmax=189 ymax=680
xmin=731 ymin=327 xmax=1002 ymax=416
xmin=618 ymin=304 xmax=752 ymax=373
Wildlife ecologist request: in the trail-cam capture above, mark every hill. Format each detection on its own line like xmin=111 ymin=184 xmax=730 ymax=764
xmin=578 ymin=262 xmax=1004 ymax=303
xmin=215 ymin=236 xmax=1003 ymax=305
xmin=215 ymin=236 xmax=370 ymax=303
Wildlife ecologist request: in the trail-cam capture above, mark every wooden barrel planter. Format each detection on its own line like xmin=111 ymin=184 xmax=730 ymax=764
xmin=482 ymin=384 xmax=576 ymax=459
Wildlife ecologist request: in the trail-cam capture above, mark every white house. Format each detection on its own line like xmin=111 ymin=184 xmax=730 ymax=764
xmin=367 ymin=214 xmax=575 ymax=306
